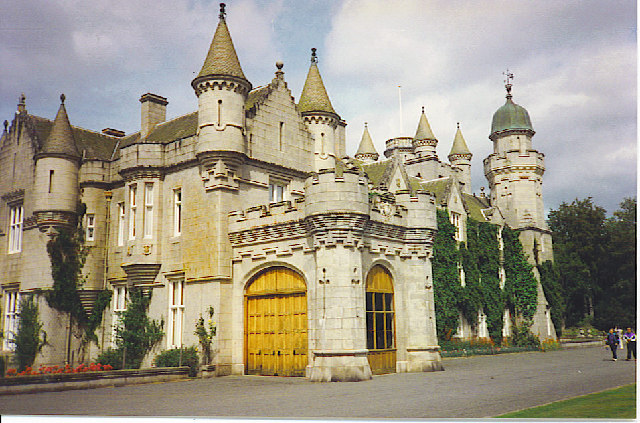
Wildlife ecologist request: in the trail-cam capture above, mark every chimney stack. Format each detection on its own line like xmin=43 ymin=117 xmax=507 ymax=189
xmin=140 ymin=93 xmax=168 ymax=138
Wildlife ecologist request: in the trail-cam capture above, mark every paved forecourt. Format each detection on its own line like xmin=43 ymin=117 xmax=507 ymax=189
xmin=0 ymin=345 xmax=635 ymax=418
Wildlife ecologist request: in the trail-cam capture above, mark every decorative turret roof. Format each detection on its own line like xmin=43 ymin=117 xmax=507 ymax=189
xmin=298 ymin=48 xmax=337 ymax=116
xmin=414 ymin=107 xmax=437 ymax=140
xmin=355 ymin=123 xmax=379 ymax=161
xmin=40 ymin=94 xmax=80 ymax=159
xmin=490 ymin=72 xmax=533 ymax=137
xmin=449 ymin=123 xmax=472 ymax=158
xmin=194 ymin=3 xmax=248 ymax=82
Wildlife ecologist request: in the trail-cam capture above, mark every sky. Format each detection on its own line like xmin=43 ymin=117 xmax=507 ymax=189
xmin=1 ymin=0 xmax=636 ymax=215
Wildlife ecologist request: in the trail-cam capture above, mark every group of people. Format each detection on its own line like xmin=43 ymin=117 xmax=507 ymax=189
xmin=605 ymin=327 xmax=636 ymax=361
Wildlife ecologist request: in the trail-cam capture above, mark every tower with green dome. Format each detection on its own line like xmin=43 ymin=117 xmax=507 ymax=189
xmin=484 ymin=72 xmax=555 ymax=340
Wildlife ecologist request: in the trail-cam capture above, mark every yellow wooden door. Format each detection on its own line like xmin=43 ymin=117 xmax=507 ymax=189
xmin=366 ymin=265 xmax=397 ymax=374
xmin=245 ymin=267 xmax=307 ymax=376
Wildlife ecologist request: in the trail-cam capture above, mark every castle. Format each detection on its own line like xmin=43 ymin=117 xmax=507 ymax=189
xmin=0 ymin=4 xmax=554 ymax=381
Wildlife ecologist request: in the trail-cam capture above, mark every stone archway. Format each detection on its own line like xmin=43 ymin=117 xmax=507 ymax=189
xmin=244 ymin=266 xmax=307 ymax=376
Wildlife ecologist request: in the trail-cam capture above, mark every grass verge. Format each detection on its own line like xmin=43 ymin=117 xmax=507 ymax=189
xmin=496 ymin=384 xmax=636 ymax=419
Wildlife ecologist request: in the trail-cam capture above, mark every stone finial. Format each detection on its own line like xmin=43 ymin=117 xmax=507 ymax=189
xmin=275 ymin=61 xmax=284 ymax=80
xmin=219 ymin=3 xmax=226 ymax=19
xmin=3 ymin=120 xmax=8 ymax=132
xmin=311 ymin=48 xmax=317 ymax=63
xmin=17 ymin=93 xmax=26 ymax=113
xmin=60 ymin=93 xmax=66 ymax=104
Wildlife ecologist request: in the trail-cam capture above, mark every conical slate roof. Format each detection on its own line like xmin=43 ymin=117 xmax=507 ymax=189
xmin=298 ymin=49 xmax=336 ymax=115
xmin=414 ymin=107 xmax=437 ymax=140
xmin=449 ymin=124 xmax=471 ymax=157
xmin=41 ymin=94 xmax=79 ymax=158
xmin=356 ymin=124 xmax=378 ymax=156
xmin=196 ymin=6 xmax=247 ymax=81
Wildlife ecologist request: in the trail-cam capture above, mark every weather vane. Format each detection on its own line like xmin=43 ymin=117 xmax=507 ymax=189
xmin=503 ymin=69 xmax=514 ymax=95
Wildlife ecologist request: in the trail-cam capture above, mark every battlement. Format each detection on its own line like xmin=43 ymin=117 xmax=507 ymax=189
xmin=229 ymin=197 xmax=305 ymax=227
xmin=483 ymin=149 xmax=545 ymax=174
xmin=304 ymin=168 xmax=369 ymax=216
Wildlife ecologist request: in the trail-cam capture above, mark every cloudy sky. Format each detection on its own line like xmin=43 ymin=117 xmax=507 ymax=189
xmin=1 ymin=0 xmax=636 ymax=215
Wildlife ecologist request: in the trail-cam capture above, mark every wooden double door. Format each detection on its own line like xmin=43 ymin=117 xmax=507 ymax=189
xmin=245 ymin=267 xmax=308 ymax=376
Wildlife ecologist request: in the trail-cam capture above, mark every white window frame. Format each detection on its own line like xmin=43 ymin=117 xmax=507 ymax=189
xmin=458 ymin=262 xmax=466 ymax=287
xmin=3 ymin=290 xmax=19 ymax=350
xmin=450 ymin=211 xmax=462 ymax=242
xmin=168 ymin=280 xmax=185 ymax=348
xmin=268 ymin=182 xmax=286 ymax=203
xmin=499 ymin=266 xmax=506 ymax=289
xmin=86 ymin=214 xmax=95 ymax=241
xmin=173 ymin=188 xmax=182 ymax=237
xmin=8 ymin=204 xmax=23 ymax=254
xmin=117 ymin=202 xmax=125 ymax=246
xmin=128 ymin=184 xmax=137 ymax=240
xmin=144 ymin=182 xmax=154 ymax=239
xmin=111 ymin=286 xmax=127 ymax=347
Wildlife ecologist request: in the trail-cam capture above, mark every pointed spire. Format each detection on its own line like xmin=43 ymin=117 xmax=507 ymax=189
xmin=355 ymin=123 xmax=379 ymax=162
xmin=195 ymin=3 xmax=247 ymax=81
xmin=414 ymin=106 xmax=437 ymax=140
xmin=41 ymin=94 xmax=80 ymax=159
xmin=298 ymin=48 xmax=337 ymax=115
xmin=449 ymin=122 xmax=472 ymax=158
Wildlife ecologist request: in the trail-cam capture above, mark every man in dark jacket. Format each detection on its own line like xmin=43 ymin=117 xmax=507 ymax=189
xmin=623 ymin=328 xmax=636 ymax=360
xmin=605 ymin=328 xmax=620 ymax=361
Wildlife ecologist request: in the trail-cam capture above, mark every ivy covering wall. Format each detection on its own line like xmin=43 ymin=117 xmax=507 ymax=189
xmin=432 ymin=209 xmax=539 ymax=343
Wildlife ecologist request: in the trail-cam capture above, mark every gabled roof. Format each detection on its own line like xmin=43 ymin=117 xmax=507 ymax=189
xmin=29 ymin=115 xmax=118 ymax=161
xmin=360 ymin=160 xmax=392 ymax=187
xmin=196 ymin=12 xmax=247 ymax=81
xmin=462 ymin=193 xmax=492 ymax=221
xmin=417 ymin=177 xmax=454 ymax=206
xmin=298 ymin=50 xmax=336 ymax=115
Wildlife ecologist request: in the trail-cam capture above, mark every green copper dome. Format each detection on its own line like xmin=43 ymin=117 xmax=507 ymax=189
xmin=491 ymin=95 xmax=533 ymax=135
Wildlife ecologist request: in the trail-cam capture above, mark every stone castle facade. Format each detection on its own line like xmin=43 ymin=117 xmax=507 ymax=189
xmin=0 ymin=5 xmax=554 ymax=381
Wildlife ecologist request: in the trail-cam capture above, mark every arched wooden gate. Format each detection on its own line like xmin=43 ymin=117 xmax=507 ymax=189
xmin=244 ymin=267 xmax=307 ymax=376
xmin=366 ymin=265 xmax=396 ymax=374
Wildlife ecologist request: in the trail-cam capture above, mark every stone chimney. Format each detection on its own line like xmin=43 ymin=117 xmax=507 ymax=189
xmin=140 ymin=93 xmax=168 ymax=138
xmin=102 ymin=128 xmax=125 ymax=137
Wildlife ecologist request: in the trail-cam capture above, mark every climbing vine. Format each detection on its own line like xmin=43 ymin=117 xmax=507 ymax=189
xmin=432 ymin=210 xmax=540 ymax=344
xmin=45 ymin=202 xmax=110 ymax=361
xmin=537 ymin=260 xmax=564 ymax=334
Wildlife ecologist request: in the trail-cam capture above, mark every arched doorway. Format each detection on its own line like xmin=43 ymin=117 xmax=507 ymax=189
xmin=366 ymin=265 xmax=396 ymax=374
xmin=244 ymin=267 xmax=307 ymax=376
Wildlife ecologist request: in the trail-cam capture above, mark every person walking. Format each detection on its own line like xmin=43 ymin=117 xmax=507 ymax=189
xmin=623 ymin=328 xmax=636 ymax=361
xmin=605 ymin=328 xmax=620 ymax=361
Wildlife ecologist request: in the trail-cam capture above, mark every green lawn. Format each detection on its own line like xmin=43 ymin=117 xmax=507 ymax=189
xmin=497 ymin=384 xmax=636 ymax=419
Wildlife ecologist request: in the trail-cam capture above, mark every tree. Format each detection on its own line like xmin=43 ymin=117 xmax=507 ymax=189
xmin=113 ymin=287 xmax=164 ymax=369
xmin=13 ymin=295 xmax=47 ymax=371
xmin=547 ymin=198 xmax=607 ymax=327
xmin=595 ymin=197 xmax=636 ymax=329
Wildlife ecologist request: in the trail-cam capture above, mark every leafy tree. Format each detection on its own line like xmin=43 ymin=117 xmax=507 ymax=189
xmin=595 ymin=197 xmax=636 ymax=329
xmin=13 ymin=295 xmax=47 ymax=371
xmin=112 ymin=287 xmax=164 ymax=369
xmin=548 ymin=198 xmax=607 ymax=327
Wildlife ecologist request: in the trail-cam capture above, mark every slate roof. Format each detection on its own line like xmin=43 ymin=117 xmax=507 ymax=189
xmin=29 ymin=115 xmax=118 ymax=161
xmin=40 ymin=100 xmax=80 ymax=158
xmin=414 ymin=109 xmax=437 ymax=140
xmin=449 ymin=125 xmax=471 ymax=156
xmin=196 ymin=16 xmax=247 ymax=81
xmin=462 ymin=193 xmax=492 ymax=221
xmin=355 ymin=124 xmax=378 ymax=156
xmin=298 ymin=58 xmax=336 ymax=115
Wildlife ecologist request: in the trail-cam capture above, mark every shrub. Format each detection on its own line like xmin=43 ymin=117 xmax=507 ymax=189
xmin=509 ymin=326 xmax=540 ymax=348
xmin=154 ymin=346 xmax=199 ymax=377
xmin=14 ymin=295 xmax=47 ymax=371
xmin=96 ymin=348 xmax=124 ymax=370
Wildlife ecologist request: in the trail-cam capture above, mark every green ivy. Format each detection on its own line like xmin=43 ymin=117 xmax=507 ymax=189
xmin=502 ymin=226 xmax=538 ymax=324
xmin=432 ymin=209 xmax=463 ymax=340
xmin=537 ymin=260 xmax=564 ymax=335
xmin=432 ymin=210 xmax=540 ymax=343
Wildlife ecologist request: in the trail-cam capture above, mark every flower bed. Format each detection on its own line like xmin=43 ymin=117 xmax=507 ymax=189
xmin=0 ymin=366 xmax=189 ymax=395
xmin=6 ymin=363 xmax=113 ymax=377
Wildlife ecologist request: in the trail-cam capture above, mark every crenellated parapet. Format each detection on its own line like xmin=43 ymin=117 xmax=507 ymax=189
xmin=483 ymin=149 xmax=546 ymax=179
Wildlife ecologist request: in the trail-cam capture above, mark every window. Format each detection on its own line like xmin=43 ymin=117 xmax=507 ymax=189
xmin=86 ymin=214 xmax=95 ymax=241
xmin=278 ymin=122 xmax=284 ymax=150
xmin=48 ymin=170 xmax=54 ymax=193
xmin=111 ymin=286 xmax=127 ymax=347
xmin=458 ymin=262 xmax=466 ymax=287
xmin=450 ymin=211 xmax=462 ymax=242
xmin=269 ymin=183 xmax=285 ymax=203
xmin=144 ymin=183 xmax=153 ymax=238
xmin=174 ymin=189 xmax=182 ymax=236
xmin=217 ymin=100 xmax=222 ymax=126
xmin=168 ymin=280 xmax=185 ymax=348
xmin=128 ymin=185 xmax=137 ymax=240
xmin=3 ymin=290 xmax=19 ymax=350
xmin=117 ymin=202 xmax=125 ymax=246
xmin=499 ymin=267 xmax=506 ymax=289
xmin=8 ymin=204 xmax=23 ymax=254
